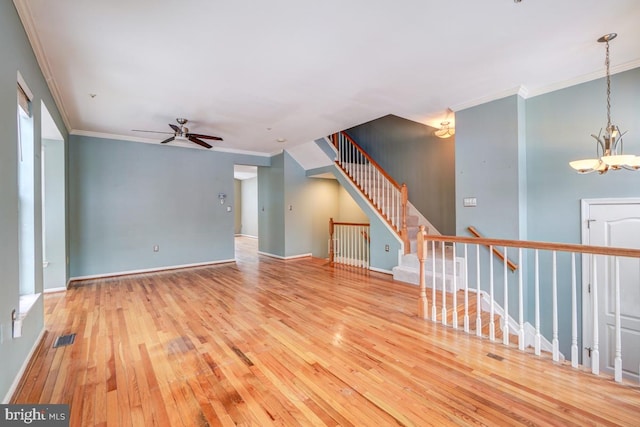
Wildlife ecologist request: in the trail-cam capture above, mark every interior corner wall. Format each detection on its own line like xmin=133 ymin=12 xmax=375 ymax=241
xmin=42 ymin=138 xmax=66 ymax=290
xmin=345 ymin=114 xmax=456 ymax=235
xmin=0 ymin=2 xmax=68 ymax=402
xmin=525 ymin=67 xmax=640 ymax=356
xmin=240 ymin=177 xmax=258 ymax=237
xmin=526 ymin=67 xmax=640 ymax=244
xmin=258 ymin=154 xmax=285 ymax=256
xmin=234 ymin=179 xmax=242 ymax=235
xmin=69 ymin=135 xmax=236 ymax=277
xmin=455 ymin=95 xmax=524 ymax=239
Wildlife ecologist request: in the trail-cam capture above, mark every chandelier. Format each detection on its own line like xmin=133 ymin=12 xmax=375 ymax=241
xmin=434 ymin=108 xmax=455 ymax=139
xmin=569 ymin=33 xmax=638 ymax=174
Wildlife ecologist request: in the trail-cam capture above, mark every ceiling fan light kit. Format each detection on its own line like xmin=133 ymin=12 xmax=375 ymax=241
xmin=569 ymin=33 xmax=638 ymax=174
xmin=134 ymin=118 xmax=223 ymax=149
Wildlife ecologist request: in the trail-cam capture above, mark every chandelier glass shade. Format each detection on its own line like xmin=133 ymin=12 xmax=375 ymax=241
xmin=569 ymin=33 xmax=638 ymax=174
xmin=435 ymin=121 xmax=455 ymax=139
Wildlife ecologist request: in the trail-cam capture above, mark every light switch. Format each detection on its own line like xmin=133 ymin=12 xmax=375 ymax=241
xmin=463 ymin=197 xmax=477 ymax=207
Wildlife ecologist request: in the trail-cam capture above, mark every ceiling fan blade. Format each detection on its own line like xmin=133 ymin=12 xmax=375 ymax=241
xmin=132 ymin=129 xmax=174 ymax=134
xmin=188 ymin=136 xmax=213 ymax=149
xmin=187 ymin=133 xmax=223 ymax=141
xmin=169 ymin=124 xmax=180 ymax=133
xmin=160 ymin=136 xmax=175 ymax=144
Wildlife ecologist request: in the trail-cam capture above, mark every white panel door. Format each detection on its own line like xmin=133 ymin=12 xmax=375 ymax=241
xmin=587 ymin=202 xmax=640 ymax=380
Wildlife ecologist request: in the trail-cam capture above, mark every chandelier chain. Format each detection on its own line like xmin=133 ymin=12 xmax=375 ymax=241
xmin=605 ymin=39 xmax=611 ymax=129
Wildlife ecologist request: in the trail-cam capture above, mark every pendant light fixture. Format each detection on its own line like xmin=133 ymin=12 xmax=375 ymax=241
xmin=434 ymin=108 xmax=455 ymax=139
xmin=569 ymin=33 xmax=638 ymax=174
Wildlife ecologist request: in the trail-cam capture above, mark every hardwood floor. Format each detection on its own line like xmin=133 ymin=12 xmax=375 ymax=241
xmin=12 ymin=236 xmax=640 ymax=426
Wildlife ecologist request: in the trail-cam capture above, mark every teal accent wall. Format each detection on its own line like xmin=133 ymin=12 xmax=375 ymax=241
xmin=42 ymin=138 xmax=67 ymax=290
xmin=0 ymin=2 xmax=68 ymax=401
xmin=68 ymin=135 xmax=250 ymax=277
xmin=240 ymin=177 xmax=258 ymax=237
xmin=525 ymin=67 xmax=640 ymax=354
xmin=258 ymin=154 xmax=286 ymax=256
xmin=345 ymin=114 xmax=456 ymax=235
xmin=456 ymin=95 xmax=526 ymax=239
xmin=456 ymin=67 xmax=640 ymax=357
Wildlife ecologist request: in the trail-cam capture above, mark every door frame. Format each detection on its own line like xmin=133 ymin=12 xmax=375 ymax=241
xmin=580 ymin=197 xmax=640 ymax=368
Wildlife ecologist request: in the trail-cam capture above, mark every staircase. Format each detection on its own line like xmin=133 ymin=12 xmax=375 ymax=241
xmin=328 ymin=131 xmax=441 ymax=284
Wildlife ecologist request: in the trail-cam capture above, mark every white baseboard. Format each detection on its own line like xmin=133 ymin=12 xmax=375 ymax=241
xmin=69 ymin=259 xmax=235 ymax=282
xmin=477 ymin=290 xmax=558 ymax=357
xmin=2 ymin=327 xmax=46 ymax=404
xmin=257 ymin=251 xmax=312 ymax=260
xmin=43 ymin=286 xmax=67 ymax=294
xmin=235 ymin=234 xmax=258 ymax=239
xmin=369 ymin=266 xmax=393 ymax=275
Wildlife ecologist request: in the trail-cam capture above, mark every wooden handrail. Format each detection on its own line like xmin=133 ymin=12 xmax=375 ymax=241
xmin=467 ymin=226 xmax=518 ymax=272
xmin=421 ymin=228 xmax=640 ymax=258
xmin=329 ymin=218 xmax=371 ymax=266
xmin=330 ymin=132 xmax=410 ymax=254
xmin=330 ymin=132 xmax=403 ymax=190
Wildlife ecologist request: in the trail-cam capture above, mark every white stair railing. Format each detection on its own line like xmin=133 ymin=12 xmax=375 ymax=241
xmin=329 ymin=132 xmax=409 ymax=253
xmin=415 ymin=225 xmax=640 ymax=384
xmin=329 ymin=218 xmax=370 ymax=268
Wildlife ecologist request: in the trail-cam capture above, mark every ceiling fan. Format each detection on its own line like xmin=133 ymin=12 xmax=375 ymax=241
xmin=133 ymin=118 xmax=223 ymax=149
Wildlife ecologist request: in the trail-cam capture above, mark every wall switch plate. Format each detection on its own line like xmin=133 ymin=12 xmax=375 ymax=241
xmin=226 ymin=206 xmax=232 ymax=212
xmin=463 ymin=197 xmax=477 ymax=207
xmin=153 ymin=245 xmax=159 ymax=252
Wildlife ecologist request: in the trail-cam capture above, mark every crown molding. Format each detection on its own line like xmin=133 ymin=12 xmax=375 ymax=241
xmin=525 ymin=59 xmax=640 ymax=98
xmin=451 ymin=60 xmax=640 ymax=112
xmin=13 ymin=0 xmax=72 ymax=132
xmin=450 ymin=85 xmax=527 ymax=112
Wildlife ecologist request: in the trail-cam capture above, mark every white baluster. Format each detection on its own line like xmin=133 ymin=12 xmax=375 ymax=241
xmin=489 ymin=245 xmax=495 ymax=341
xmin=476 ymin=244 xmax=482 ymax=337
xmin=452 ymin=243 xmax=458 ymax=329
xmin=571 ymin=253 xmax=578 ymax=368
xmin=503 ymin=246 xmax=509 ymax=346
xmin=441 ymin=243 xmax=447 ymax=326
xmin=614 ymin=257 xmax=622 ymax=382
xmin=464 ymin=244 xmax=470 ymax=333
xmin=592 ymin=254 xmax=599 ymax=375
xmin=534 ymin=249 xmax=541 ymax=356
xmin=518 ymin=248 xmax=525 ymax=351
xmin=431 ymin=240 xmax=437 ymax=321
xmin=552 ymin=251 xmax=559 ymax=362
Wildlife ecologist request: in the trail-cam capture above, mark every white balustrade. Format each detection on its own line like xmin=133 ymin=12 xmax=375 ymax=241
xmin=415 ymin=232 xmax=640 ymax=384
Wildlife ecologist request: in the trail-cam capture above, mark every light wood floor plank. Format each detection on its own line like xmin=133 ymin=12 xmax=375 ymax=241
xmin=11 ymin=236 xmax=640 ymax=426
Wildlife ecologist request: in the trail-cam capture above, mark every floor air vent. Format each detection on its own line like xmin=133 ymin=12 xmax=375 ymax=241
xmin=53 ymin=333 xmax=76 ymax=348
xmin=486 ymin=352 xmax=504 ymax=361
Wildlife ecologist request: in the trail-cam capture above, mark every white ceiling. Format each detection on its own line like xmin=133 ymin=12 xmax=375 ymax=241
xmin=14 ymin=0 xmax=640 ymax=155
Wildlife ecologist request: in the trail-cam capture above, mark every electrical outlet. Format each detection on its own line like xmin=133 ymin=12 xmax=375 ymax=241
xmin=385 ymin=244 xmax=390 ymax=252
xmin=226 ymin=206 xmax=232 ymax=212
xmin=153 ymin=245 xmax=159 ymax=252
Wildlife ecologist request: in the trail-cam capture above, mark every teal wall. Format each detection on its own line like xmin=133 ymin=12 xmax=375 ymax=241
xmin=68 ymin=135 xmax=271 ymax=277
xmin=240 ymin=177 xmax=258 ymax=237
xmin=258 ymin=153 xmax=286 ymax=256
xmin=345 ymin=114 xmax=456 ymax=235
xmin=0 ymin=2 xmax=68 ymax=402
xmin=42 ymin=138 xmax=67 ymax=290
xmin=456 ymin=67 xmax=640 ymax=357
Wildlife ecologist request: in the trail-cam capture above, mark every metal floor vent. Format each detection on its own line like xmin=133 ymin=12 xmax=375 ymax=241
xmin=53 ymin=333 xmax=76 ymax=348
xmin=486 ymin=352 xmax=504 ymax=362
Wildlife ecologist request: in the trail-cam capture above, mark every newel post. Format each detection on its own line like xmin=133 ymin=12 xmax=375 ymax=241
xmin=329 ymin=218 xmax=335 ymax=265
xmin=401 ymin=183 xmax=410 ymax=254
xmin=417 ymin=225 xmax=429 ymax=319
